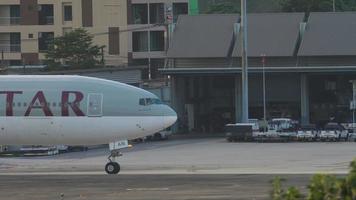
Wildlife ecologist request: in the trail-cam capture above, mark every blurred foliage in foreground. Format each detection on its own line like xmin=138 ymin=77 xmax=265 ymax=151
xmin=271 ymin=159 xmax=356 ymax=200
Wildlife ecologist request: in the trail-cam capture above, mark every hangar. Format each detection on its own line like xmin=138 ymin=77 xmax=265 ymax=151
xmin=162 ymin=12 xmax=356 ymax=133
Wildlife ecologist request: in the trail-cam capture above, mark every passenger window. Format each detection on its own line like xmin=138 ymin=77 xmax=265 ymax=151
xmin=17 ymin=102 xmax=21 ymax=107
xmin=23 ymin=102 xmax=27 ymax=107
xmin=53 ymin=102 xmax=56 ymax=107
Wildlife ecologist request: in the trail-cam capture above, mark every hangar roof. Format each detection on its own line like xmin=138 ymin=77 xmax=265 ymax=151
xmin=298 ymin=12 xmax=356 ymax=56
xmin=167 ymin=13 xmax=304 ymax=58
xmin=167 ymin=14 xmax=239 ymax=58
xmin=233 ymin=13 xmax=304 ymax=57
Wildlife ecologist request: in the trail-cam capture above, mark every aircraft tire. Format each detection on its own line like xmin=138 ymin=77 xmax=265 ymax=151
xmin=105 ymin=162 xmax=120 ymax=174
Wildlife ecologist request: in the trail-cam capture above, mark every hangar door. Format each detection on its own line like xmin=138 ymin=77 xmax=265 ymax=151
xmin=87 ymin=93 xmax=103 ymax=117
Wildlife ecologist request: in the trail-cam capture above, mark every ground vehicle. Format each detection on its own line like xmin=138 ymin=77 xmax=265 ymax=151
xmin=225 ymin=123 xmax=253 ymax=142
xmin=322 ymin=123 xmax=349 ymax=141
xmin=320 ymin=130 xmax=338 ymax=141
xmin=297 ymin=124 xmax=318 ymax=141
xmin=349 ymin=133 xmax=356 ymax=142
xmin=248 ymin=119 xmax=260 ymax=132
xmin=268 ymin=118 xmax=297 ymax=132
xmin=144 ymin=129 xmax=172 ymax=141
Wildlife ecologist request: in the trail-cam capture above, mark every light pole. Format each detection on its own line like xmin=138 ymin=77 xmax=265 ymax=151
xmin=261 ymin=54 xmax=267 ymax=132
xmin=240 ymin=0 xmax=249 ymax=123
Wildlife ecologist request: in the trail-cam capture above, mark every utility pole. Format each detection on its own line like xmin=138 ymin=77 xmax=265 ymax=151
xmin=333 ymin=0 xmax=336 ymax=12
xmin=241 ymin=0 xmax=249 ymax=123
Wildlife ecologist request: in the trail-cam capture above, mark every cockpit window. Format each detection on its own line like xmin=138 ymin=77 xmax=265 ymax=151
xmin=139 ymin=98 xmax=162 ymax=106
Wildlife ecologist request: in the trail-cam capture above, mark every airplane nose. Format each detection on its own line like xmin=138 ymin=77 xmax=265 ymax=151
xmin=164 ymin=106 xmax=177 ymax=128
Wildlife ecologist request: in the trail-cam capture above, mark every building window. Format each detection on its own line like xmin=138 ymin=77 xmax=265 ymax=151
xmin=132 ymin=4 xmax=148 ymax=24
xmin=64 ymin=5 xmax=72 ymax=21
xmin=150 ymin=31 xmax=164 ymax=51
xmin=0 ymin=33 xmax=22 ymax=53
xmin=133 ymin=31 xmax=148 ymax=52
xmin=9 ymin=33 xmax=21 ymax=52
xmin=10 ymin=5 xmax=20 ymax=25
xmin=38 ymin=32 xmax=54 ymax=52
xmin=173 ymin=3 xmax=188 ymax=23
xmin=39 ymin=5 xmax=54 ymax=25
xmin=149 ymin=3 xmax=164 ymax=24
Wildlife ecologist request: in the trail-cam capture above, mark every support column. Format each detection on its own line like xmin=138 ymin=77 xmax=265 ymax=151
xmin=170 ymin=76 xmax=184 ymax=133
xmin=170 ymin=76 xmax=178 ymax=133
xmin=235 ymin=77 xmax=242 ymax=123
xmin=301 ymin=74 xmax=310 ymax=125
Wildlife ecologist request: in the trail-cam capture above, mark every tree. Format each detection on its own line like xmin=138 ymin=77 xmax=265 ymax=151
xmin=206 ymin=2 xmax=240 ymax=14
xmin=279 ymin=0 xmax=333 ymax=13
xmin=45 ymin=28 xmax=104 ymax=70
xmin=279 ymin=0 xmax=356 ymax=13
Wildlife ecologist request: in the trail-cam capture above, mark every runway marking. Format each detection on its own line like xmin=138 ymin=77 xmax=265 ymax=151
xmin=126 ymin=188 xmax=170 ymax=191
xmin=193 ymin=195 xmax=234 ymax=199
xmin=0 ymin=170 xmax=349 ymax=176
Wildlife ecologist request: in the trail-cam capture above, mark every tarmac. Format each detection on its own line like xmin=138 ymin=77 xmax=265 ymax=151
xmin=0 ymin=174 xmax=313 ymax=200
xmin=0 ymin=138 xmax=355 ymax=199
xmin=0 ymin=138 xmax=355 ymax=174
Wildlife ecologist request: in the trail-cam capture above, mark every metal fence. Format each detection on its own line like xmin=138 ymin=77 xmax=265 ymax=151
xmin=0 ymin=17 xmax=21 ymax=25
xmin=0 ymin=44 xmax=21 ymax=52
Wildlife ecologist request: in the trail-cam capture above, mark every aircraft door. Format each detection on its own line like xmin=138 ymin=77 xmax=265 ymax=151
xmin=0 ymin=123 xmax=5 ymax=138
xmin=87 ymin=93 xmax=103 ymax=117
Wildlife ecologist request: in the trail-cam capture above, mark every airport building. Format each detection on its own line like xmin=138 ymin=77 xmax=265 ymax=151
xmin=162 ymin=12 xmax=356 ymax=133
xmin=0 ymin=0 xmax=128 ymax=67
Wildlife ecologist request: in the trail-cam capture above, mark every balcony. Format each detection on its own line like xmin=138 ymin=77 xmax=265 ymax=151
xmin=0 ymin=33 xmax=21 ymax=53
xmin=0 ymin=43 xmax=21 ymax=52
xmin=0 ymin=5 xmax=20 ymax=26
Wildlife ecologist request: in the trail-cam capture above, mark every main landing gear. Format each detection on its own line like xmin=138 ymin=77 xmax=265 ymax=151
xmin=105 ymin=150 xmax=122 ymax=174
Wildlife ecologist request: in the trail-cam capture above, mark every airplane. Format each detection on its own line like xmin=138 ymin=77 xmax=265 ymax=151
xmin=0 ymin=75 xmax=177 ymax=174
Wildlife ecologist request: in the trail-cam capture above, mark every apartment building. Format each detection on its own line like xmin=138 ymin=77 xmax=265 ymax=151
xmin=127 ymin=0 xmax=189 ymax=80
xmin=0 ymin=0 xmax=128 ymax=67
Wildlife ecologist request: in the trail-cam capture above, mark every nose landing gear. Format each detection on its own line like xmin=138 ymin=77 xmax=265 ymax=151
xmin=105 ymin=150 xmax=122 ymax=174
xmin=105 ymin=140 xmax=130 ymax=174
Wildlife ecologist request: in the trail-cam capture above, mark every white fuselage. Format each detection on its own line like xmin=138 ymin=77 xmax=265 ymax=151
xmin=0 ymin=116 xmax=176 ymax=145
xmin=0 ymin=75 xmax=177 ymax=145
